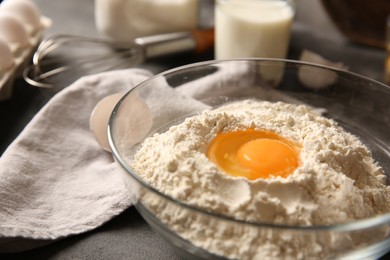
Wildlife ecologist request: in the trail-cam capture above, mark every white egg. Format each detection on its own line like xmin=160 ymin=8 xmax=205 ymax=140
xmin=0 ymin=13 xmax=29 ymax=46
xmin=299 ymin=50 xmax=348 ymax=90
xmin=90 ymin=92 xmax=153 ymax=152
xmin=90 ymin=93 xmax=125 ymax=152
xmin=0 ymin=0 xmax=41 ymax=29
xmin=0 ymin=38 xmax=13 ymax=70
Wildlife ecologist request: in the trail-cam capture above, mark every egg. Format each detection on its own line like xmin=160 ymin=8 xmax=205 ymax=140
xmin=90 ymin=93 xmax=125 ymax=152
xmin=90 ymin=92 xmax=153 ymax=152
xmin=207 ymin=129 xmax=300 ymax=180
xmin=0 ymin=13 xmax=29 ymax=46
xmin=0 ymin=0 xmax=41 ymax=29
xmin=0 ymin=38 xmax=14 ymax=70
xmin=299 ymin=50 xmax=348 ymax=89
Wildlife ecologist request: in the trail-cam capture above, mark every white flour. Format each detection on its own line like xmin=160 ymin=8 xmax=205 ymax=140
xmin=132 ymin=100 xmax=390 ymax=259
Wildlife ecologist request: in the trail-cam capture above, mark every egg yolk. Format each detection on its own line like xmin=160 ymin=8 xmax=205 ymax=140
xmin=206 ymin=129 xmax=300 ymax=180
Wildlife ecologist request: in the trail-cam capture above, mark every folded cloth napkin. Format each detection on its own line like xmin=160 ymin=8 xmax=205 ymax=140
xmin=0 ymin=62 xmax=261 ymax=253
xmin=0 ymin=69 xmax=153 ymax=253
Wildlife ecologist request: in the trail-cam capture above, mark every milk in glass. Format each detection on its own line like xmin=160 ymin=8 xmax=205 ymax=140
xmin=215 ymin=0 xmax=295 ymax=84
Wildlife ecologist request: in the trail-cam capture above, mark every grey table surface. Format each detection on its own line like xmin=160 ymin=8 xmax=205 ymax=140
xmin=0 ymin=0 xmax=388 ymax=259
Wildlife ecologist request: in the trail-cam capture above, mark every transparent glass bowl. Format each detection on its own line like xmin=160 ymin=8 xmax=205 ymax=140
xmin=108 ymin=59 xmax=390 ymax=259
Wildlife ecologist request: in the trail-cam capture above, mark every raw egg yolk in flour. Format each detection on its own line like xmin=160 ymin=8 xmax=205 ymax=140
xmin=207 ymin=129 xmax=300 ymax=180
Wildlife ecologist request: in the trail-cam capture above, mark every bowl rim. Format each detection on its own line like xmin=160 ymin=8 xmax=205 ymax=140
xmin=108 ymin=58 xmax=390 ymax=232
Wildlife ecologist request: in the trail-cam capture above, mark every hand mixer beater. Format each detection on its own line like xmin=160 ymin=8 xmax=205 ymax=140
xmin=23 ymin=29 xmax=214 ymax=91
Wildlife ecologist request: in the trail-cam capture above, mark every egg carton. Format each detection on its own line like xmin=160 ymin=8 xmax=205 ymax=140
xmin=0 ymin=0 xmax=51 ymax=102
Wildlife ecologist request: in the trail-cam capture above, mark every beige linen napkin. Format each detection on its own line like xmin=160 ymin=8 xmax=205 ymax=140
xmin=0 ymin=69 xmax=152 ymax=253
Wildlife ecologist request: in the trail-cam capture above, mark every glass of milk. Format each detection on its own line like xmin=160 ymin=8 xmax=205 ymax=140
xmin=215 ymin=0 xmax=296 ymax=84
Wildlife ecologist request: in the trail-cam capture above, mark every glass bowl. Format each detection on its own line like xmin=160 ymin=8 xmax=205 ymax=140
xmin=108 ymin=59 xmax=390 ymax=259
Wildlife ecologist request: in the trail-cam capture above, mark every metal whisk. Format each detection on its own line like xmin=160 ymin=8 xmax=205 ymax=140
xmin=23 ymin=29 xmax=214 ymax=90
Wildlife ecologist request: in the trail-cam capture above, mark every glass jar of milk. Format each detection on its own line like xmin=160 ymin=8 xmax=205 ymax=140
xmin=215 ymin=0 xmax=295 ymax=60
xmin=215 ymin=0 xmax=295 ymax=84
xmin=95 ymin=0 xmax=199 ymax=41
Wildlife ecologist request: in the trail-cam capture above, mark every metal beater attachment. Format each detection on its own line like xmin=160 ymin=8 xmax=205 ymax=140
xmin=23 ymin=29 xmax=214 ymax=90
